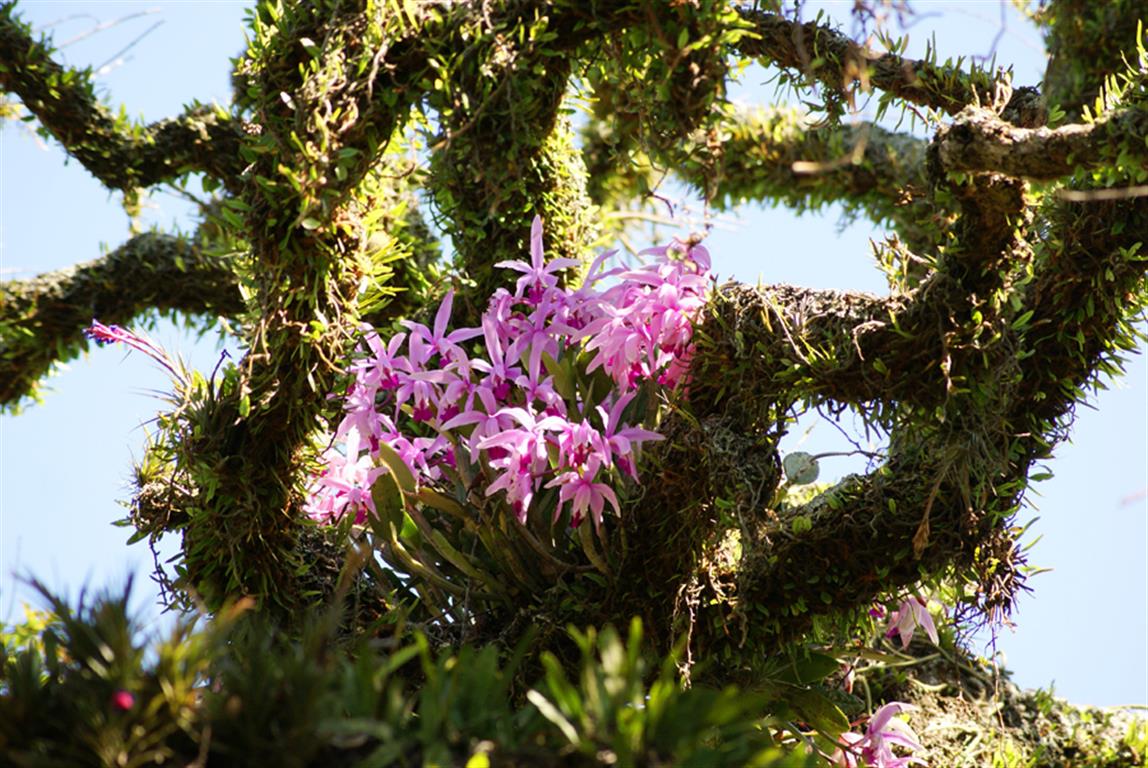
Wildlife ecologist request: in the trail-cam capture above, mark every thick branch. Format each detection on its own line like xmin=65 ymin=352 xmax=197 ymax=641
xmin=0 ymin=5 xmax=244 ymax=191
xmin=587 ymin=107 xmax=927 ymax=213
xmin=0 ymin=233 xmax=242 ymax=409
xmin=935 ymin=106 xmax=1148 ymax=180
xmin=624 ymin=186 xmax=1140 ymax=648
xmin=736 ymin=8 xmax=1046 ymax=126
xmin=427 ymin=41 xmax=594 ymax=323
xmin=621 ymin=191 xmax=1041 ymax=644
xmin=688 ymin=281 xmax=954 ymax=415
xmin=1017 ymin=196 xmax=1148 ymax=429
xmin=663 ymin=154 xmax=1028 ymax=416
xmin=691 ymin=111 xmax=927 ymax=212
xmin=1016 ymin=2 xmax=1148 ymax=439
xmin=733 ymin=436 xmax=1020 ymax=642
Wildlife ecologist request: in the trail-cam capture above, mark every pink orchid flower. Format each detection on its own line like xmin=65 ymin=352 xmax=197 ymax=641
xmin=545 ymin=457 xmax=621 ymax=529
xmin=314 ymin=220 xmax=711 ymax=527
xmin=357 ymin=328 xmax=409 ymax=391
xmin=597 ymin=392 xmax=663 ymax=479
xmin=472 ymin=312 xmax=523 ymax=400
xmin=441 ymin=385 xmax=510 ymax=463
xmin=401 ymin=289 xmax=481 ymax=366
xmin=494 ymin=215 xmax=580 ymax=302
xmin=886 ymin=595 xmax=939 ymax=649
xmin=833 ymin=702 xmax=926 ymax=768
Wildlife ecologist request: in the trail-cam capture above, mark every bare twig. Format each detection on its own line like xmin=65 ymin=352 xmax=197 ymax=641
xmin=94 ymin=19 xmax=164 ymax=76
xmin=57 ymin=8 xmax=159 ymax=48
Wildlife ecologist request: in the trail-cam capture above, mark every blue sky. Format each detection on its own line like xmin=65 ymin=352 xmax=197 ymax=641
xmin=1 ymin=1 xmax=1145 ymax=707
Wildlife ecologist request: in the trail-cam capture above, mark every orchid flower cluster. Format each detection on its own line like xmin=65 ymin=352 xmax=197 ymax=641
xmin=305 ymin=217 xmax=711 ymax=530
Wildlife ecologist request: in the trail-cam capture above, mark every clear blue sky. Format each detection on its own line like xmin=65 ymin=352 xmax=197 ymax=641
xmin=1 ymin=1 xmax=1145 ymax=707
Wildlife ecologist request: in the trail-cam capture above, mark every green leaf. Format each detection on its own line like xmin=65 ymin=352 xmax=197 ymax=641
xmin=424 ymin=525 xmax=498 ymax=586
xmin=773 ymin=652 xmax=841 ymax=685
xmin=541 ymin=351 xmax=576 ymax=402
xmin=790 ymin=515 xmax=813 ymax=534
xmin=527 ymin=689 xmax=580 ymax=745
xmin=369 ymin=472 xmax=405 ymax=532
xmin=415 ymin=488 xmax=467 ymax=519
xmin=1011 ymin=309 xmax=1035 ymax=330
xmin=376 ymin=441 xmax=417 ymax=493
xmin=300 ymin=216 xmax=321 ymax=230
xmin=790 ymin=688 xmax=850 ymax=741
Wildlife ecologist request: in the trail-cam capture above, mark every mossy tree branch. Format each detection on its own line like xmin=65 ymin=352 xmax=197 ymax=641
xmin=605 ymin=36 xmax=1144 ymax=653
xmin=0 ymin=233 xmax=243 ymax=410
xmin=0 ymin=4 xmax=244 ymax=192
xmin=935 ymin=105 xmax=1148 ymax=180
xmin=584 ymin=105 xmax=937 ymax=251
xmin=166 ymin=0 xmax=430 ymax=611
xmin=595 ymin=134 xmax=1135 ymax=653
xmin=736 ymin=7 xmax=1047 ymax=127
xmin=1041 ymin=0 xmax=1146 ymax=118
xmin=424 ymin=16 xmax=596 ymax=322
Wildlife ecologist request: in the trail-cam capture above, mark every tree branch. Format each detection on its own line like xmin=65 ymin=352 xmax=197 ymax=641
xmin=934 ymin=105 xmax=1148 ymax=180
xmin=689 ymin=281 xmax=957 ymax=414
xmin=585 ymin=107 xmax=928 ymax=217
xmin=0 ymin=233 xmax=243 ymax=409
xmin=696 ymin=110 xmax=927 ymax=212
xmin=426 ymin=37 xmax=595 ymax=323
xmin=602 ymin=273 xmax=1038 ymax=651
xmin=1016 ymin=197 xmax=1148 ymax=429
xmin=0 ymin=5 xmax=244 ymax=191
xmin=736 ymin=8 xmax=1046 ymax=127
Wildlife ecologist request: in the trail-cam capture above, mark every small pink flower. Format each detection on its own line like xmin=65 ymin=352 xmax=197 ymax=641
xmin=546 ymin=458 xmax=621 ymax=529
xmin=886 ymin=596 xmax=939 ymax=649
xmin=597 ymin=391 xmax=663 ymax=479
xmin=472 ymin=313 xmax=523 ymax=400
xmin=555 ymin=418 xmax=604 ymax=470
xmin=401 ymin=290 xmax=481 ymax=366
xmin=479 ymin=407 xmax=565 ymax=520
xmin=111 ymin=689 xmax=135 ymax=711
xmin=441 ymin=386 xmax=508 ymax=463
xmin=304 ymin=426 xmax=384 ymax=523
xmin=833 ymin=702 xmax=926 ymax=767
xmin=494 ymin=215 xmax=580 ymax=302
